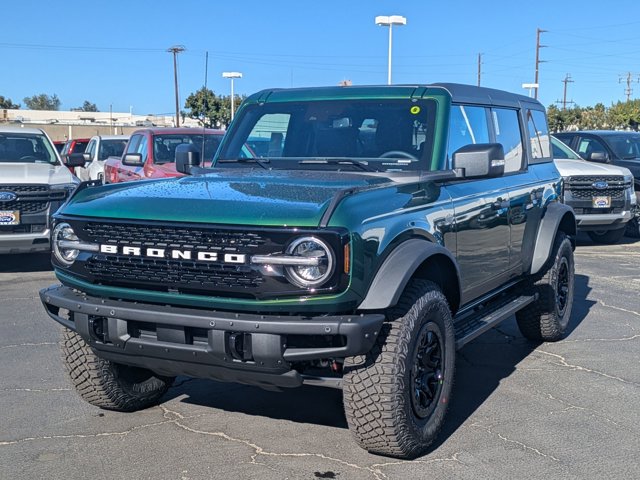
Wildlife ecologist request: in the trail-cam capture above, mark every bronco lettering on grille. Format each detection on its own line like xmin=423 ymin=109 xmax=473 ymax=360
xmin=99 ymin=244 xmax=247 ymax=263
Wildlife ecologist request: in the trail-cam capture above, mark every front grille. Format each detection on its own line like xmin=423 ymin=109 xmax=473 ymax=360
xmin=84 ymin=222 xmax=266 ymax=251
xmin=565 ymin=175 xmax=629 ymax=201
xmin=0 ymin=184 xmax=66 ymax=215
xmin=86 ymin=255 xmax=264 ymax=293
xmin=0 ymin=224 xmax=47 ymax=234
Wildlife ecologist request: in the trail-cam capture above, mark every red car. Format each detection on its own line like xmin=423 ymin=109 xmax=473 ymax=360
xmin=104 ymin=128 xmax=225 ymax=183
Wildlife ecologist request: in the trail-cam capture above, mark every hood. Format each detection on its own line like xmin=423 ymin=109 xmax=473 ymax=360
xmin=61 ymin=169 xmax=392 ymax=227
xmin=554 ymin=159 xmax=632 ymax=178
xmin=0 ymin=162 xmax=76 ymax=185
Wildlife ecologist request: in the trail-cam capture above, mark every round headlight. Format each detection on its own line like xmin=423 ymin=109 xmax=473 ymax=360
xmin=284 ymin=236 xmax=334 ymax=288
xmin=52 ymin=222 xmax=79 ymax=266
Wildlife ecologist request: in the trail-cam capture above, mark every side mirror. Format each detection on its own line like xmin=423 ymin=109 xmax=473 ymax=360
xmin=175 ymin=144 xmax=201 ymax=175
xmin=588 ymin=151 xmax=609 ymax=163
xmin=122 ymin=153 xmax=144 ymax=167
xmin=65 ymin=152 xmax=87 ymax=168
xmin=453 ymin=143 xmax=505 ymax=179
xmin=82 ymin=152 xmax=91 ymax=162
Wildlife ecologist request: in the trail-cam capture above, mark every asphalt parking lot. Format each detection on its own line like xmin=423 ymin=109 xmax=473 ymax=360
xmin=1 ymin=234 xmax=639 ymax=480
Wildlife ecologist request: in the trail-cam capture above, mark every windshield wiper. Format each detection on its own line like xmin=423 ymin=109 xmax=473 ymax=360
xmin=217 ymin=158 xmax=270 ymax=170
xmin=298 ymin=159 xmax=376 ymax=172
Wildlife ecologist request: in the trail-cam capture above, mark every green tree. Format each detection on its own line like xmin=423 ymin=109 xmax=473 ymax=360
xmin=183 ymin=87 xmax=246 ymax=128
xmin=72 ymin=100 xmax=98 ymax=112
xmin=579 ymin=103 xmax=607 ymax=130
xmin=547 ymin=104 xmax=581 ymax=132
xmin=0 ymin=95 xmax=20 ymax=109
xmin=607 ymin=99 xmax=640 ymax=131
xmin=23 ymin=93 xmax=61 ymax=110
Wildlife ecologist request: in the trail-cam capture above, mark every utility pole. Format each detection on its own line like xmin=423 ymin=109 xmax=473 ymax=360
xmin=477 ymin=53 xmax=482 ymax=87
xmin=619 ymin=72 xmax=640 ymax=102
xmin=167 ymin=45 xmax=185 ymax=127
xmin=534 ymin=28 xmax=547 ymax=100
xmin=555 ymin=74 xmax=575 ymax=110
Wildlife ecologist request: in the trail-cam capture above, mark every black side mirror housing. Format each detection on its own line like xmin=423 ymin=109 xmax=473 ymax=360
xmin=65 ymin=152 xmax=87 ymax=168
xmin=453 ymin=143 xmax=505 ymax=179
xmin=175 ymin=144 xmax=201 ymax=175
xmin=122 ymin=153 xmax=144 ymax=167
xmin=588 ymin=151 xmax=609 ymax=163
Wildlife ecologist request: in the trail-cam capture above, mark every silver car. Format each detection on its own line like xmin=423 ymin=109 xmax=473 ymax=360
xmin=0 ymin=126 xmax=79 ymax=254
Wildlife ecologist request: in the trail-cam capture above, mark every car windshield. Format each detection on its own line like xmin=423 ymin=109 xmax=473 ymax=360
xmin=0 ymin=132 xmax=57 ymax=164
xmin=217 ymin=99 xmax=437 ymax=172
xmin=153 ymin=133 xmax=222 ymax=165
xmin=551 ymin=136 xmax=581 ymax=160
xmin=603 ymin=134 xmax=640 ymax=159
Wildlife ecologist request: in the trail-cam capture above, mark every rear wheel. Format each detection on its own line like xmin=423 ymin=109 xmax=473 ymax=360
xmin=61 ymin=329 xmax=174 ymax=411
xmin=587 ymin=228 xmax=625 ymax=244
xmin=516 ymin=232 xmax=574 ymax=341
xmin=343 ymin=280 xmax=455 ymax=459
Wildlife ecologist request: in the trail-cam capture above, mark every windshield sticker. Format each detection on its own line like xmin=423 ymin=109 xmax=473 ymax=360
xmin=410 ymin=106 xmax=421 ymax=115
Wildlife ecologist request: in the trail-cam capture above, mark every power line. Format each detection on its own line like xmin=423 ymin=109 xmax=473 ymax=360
xmin=167 ymin=45 xmax=185 ymax=128
xmin=619 ymin=72 xmax=640 ymax=101
xmin=534 ymin=28 xmax=547 ymax=100
xmin=555 ymin=74 xmax=575 ymax=110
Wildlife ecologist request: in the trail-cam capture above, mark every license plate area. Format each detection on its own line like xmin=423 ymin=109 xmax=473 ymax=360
xmin=592 ymin=196 xmax=611 ymax=208
xmin=0 ymin=211 xmax=20 ymax=225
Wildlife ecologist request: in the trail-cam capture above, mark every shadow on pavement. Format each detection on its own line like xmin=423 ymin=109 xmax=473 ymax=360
xmin=163 ymin=274 xmax=594 ymax=444
xmin=0 ymin=253 xmax=52 ymax=273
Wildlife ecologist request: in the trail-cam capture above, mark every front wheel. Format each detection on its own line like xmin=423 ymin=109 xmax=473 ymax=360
xmin=625 ymin=217 xmax=640 ymax=239
xmin=343 ymin=280 xmax=455 ymax=459
xmin=61 ymin=329 xmax=174 ymax=411
xmin=516 ymin=232 xmax=574 ymax=341
xmin=587 ymin=228 xmax=625 ymax=244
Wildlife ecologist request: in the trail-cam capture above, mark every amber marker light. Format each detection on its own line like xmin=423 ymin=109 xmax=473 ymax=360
xmin=344 ymin=243 xmax=351 ymax=274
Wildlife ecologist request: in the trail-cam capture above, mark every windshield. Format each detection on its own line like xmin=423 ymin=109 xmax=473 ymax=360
xmin=603 ymin=134 xmax=640 ymax=159
xmin=153 ymin=133 xmax=222 ymax=165
xmin=551 ymin=136 xmax=581 ymax=160
xmin=0 ymin=132 xmax=58 ymax=164
xmin=217 ymin=99 xmax=437 ymax=172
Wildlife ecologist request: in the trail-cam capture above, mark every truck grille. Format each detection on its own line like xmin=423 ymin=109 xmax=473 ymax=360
xmin=76 ymin=221 xmax=283 ymax=298
xmin=0 ymin=184 xmax=66 ymax=215
xmin=565 ymin=176 xmax=629 ymax=200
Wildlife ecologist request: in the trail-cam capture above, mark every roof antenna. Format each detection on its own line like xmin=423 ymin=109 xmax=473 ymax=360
xmin=202 ymin=51 xmax=208 ymax=164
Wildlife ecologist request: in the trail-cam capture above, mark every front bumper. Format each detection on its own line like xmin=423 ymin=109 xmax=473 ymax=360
xmin=40 ymin=285 xmax=384 ymax=389
xmin=0 ymin=230 xmax=50 ymax=254
xmin=575 ymin=210 xmax=633 ymax=230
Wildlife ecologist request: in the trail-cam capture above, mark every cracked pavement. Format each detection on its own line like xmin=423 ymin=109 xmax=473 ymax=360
xmin=1 ymin=236 xmax=639 ymax=479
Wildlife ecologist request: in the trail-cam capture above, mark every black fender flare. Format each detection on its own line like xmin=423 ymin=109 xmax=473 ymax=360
xmin=530 ymin=202 xmax=576 ymax=275
xmin=358 ymin=238 xmax=462 ymax=312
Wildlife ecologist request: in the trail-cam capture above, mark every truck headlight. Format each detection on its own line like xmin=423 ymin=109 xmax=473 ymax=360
xmin=284 ymin=236 xmax=334 ymax=288
xmin=52 ymin=222 xmax=80 ymax=266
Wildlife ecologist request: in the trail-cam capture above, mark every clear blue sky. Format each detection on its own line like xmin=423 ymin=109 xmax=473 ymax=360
xmin=3 ymin=0 xmax=640 ymax=115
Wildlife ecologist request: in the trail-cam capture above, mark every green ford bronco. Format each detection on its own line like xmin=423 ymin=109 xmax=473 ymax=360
xmin=41 ymin=83 xmax=576 ymax=458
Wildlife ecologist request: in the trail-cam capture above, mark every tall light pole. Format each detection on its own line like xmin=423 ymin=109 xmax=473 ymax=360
xmin=222 ymin=71 xmax=242 ymax=122
xmin=167 ymin=45 xmax=185 ymax=127
xmin=375 ymin=15 xmax=407 ymax=85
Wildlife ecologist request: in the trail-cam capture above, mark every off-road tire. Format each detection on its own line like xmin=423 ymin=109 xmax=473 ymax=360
xmin=516 ymin=232 xmax=574 ymax=341
xmin=625 ymin=217 xmax=640 ymax=239
xmin=343 ymin=280 xmax=455 ymax=459
xmin=61 ymin=328 xmax=174 ymax=411
xmin=587 ymin=228 xmax=625 ymax=244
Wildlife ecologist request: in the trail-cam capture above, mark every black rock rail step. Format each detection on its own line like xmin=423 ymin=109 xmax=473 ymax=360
xmin=454 ymin=294 xmax=537 ymax=350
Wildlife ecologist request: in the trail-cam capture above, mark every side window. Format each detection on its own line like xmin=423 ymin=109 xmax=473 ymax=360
xmin=576 ymin=137 xmax=607 ymax=160
xmin=85 ymin=140 xmax=96 ymax=159
xmin=136 ymin=135 xmax=149 ymax=162
xmin=491 ymin=108 xmax=523 ymax=173
xmin=526 ymin=109 xmax=551 ymax=159
xmin=126 ymin=135 xmax=142 ymax=154
xmin=447 ymin=105 xmax=489 ymax=164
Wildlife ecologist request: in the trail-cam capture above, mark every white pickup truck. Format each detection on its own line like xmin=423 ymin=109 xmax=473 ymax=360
xmin=70 ymin=135 xmax=129 ymax=181
xmin=0 ymin=126 xmax=79 ymax=254
xmin=552 ymin=136 xmax=636 ymax=244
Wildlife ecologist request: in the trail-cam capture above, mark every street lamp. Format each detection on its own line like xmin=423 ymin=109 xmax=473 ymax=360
xmin=222 ymin=71 xmax=243 ymax=122
xmin=375 ymin=15 xmax=407 ymax=85
xmin=522 ymin=83 xmax=539 ymax=98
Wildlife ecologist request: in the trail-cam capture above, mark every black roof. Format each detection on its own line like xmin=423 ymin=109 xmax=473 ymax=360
xmin=432 ymin=83 xmax=542 ymax=108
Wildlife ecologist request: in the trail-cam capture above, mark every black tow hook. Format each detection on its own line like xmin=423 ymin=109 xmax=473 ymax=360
xmin=227 ymin=333 xmax=253 ymax=361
